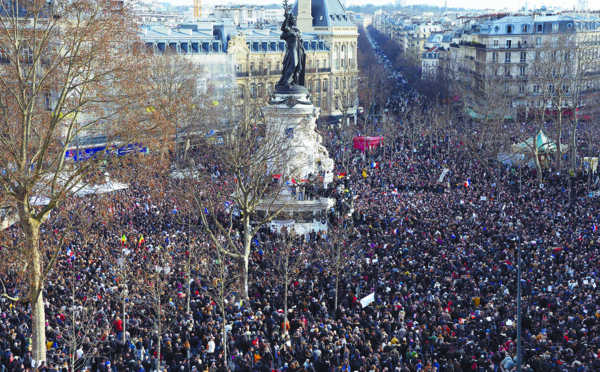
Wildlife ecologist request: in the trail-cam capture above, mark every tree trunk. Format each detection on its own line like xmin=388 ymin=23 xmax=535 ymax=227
xmin=334 ymin=274 xmax=339 ymax=315
xmin=534 ymin=147 xmax=543 ymax=183
xmin=283 ymin=280 xmax=288 ymax=336
xmin=571 ymin=123 xmax=578 ymax=171
xmin=222 ymin=305 xmax=227 ymax=363
xmin=242 ymin=218 xmax=251 ymax=299
xmin=557 ymin=113 xmax=563 ymax=172
xmin=26 ymin=221 xmax=47 ymax=366
xmin=31 ymin=289 xmax=46 ymax=366
xmin=123 ymin=297 xmax=127 ymax=342
xmin=186 ymin=258 xmax=191 ymax=314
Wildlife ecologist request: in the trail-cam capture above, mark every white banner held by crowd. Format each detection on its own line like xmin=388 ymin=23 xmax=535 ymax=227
xmin=438 ymin=168 xmax=449 ymax=183
xmin=360 ymin=293 xmax=375 ymax=308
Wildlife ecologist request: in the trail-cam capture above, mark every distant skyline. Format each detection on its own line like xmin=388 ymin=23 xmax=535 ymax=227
xmin=167 ymin=0 xmax=598 ymax=11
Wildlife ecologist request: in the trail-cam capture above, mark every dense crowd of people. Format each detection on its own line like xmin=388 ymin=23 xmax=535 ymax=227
xmin=2 ymin=25 xmax=600 ymax=372
xmin=1 ymin=124 xmax=600 ymax=372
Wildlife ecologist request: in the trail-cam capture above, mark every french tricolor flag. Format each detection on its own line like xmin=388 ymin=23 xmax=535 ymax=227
xmin=67 ymin=248 xmax=75 ymax=260
xmin=593 ymin=225 xmax=598 ymax=232
xmin=464 ymin=179 xmax=471 ymax=187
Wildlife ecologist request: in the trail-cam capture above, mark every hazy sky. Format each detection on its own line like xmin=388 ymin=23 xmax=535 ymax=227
xmin=189 ymin=0 xmax=598 ymax=11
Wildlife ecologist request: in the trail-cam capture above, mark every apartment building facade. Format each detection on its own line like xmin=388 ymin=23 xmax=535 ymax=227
xmin=452 ymin=14 xmax=600 ymax=108
xmin=141 ymin=0 xmax=358 ymax=116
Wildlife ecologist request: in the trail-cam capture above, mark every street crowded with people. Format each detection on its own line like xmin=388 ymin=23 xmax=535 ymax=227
xmin=2 ymin=16 xmax=600 ymax=372
xmin=1 ymin=122 xmax=600 ymax=372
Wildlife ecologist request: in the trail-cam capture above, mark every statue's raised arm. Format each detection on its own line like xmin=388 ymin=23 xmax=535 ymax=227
xmin=275 ymin=0 xmax=307 ymax=94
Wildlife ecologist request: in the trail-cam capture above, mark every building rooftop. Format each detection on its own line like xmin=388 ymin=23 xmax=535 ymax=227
xmin=291 ymin=0 xmax=354 ymax=28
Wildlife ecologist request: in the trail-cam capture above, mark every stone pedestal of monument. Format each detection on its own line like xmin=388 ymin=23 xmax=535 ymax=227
xmin=255 ymin=91 xmax=335 ymax=234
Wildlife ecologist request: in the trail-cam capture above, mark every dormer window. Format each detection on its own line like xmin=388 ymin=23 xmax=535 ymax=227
xmin=507 ymin=25 xmax=513 ymax=33
xmin=522 ymin=25 xmax=528 ymax=33
xmin=537 ymin=24 xmax=542 ymax=32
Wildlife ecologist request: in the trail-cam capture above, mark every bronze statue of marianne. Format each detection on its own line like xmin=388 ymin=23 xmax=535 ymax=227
xmin=275 ymin=11 xmax=307 ymax=94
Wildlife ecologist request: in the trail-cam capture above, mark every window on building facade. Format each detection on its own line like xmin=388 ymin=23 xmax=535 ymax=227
xmin=533 ymin=84 xmax=539 ymax=93
xmin=44 ymin=93 xmax=52 ymax=111
xmin=549 ymin=84 xmax=554 ymax=93
xmin=505 ymin=66 xmax=511 ymax=76
xmin=520 ymin=52 xmax=527 ymax=62
xmin=21 ymin=46 xmax=33 ymax=65
xmin=505 ymin=52 xmax=511 ymax=63
xmin=552 ymin=23 xmax=558 ymax=32
xmin=536 ymin=37 xmax=542 ymax=46
xmin=323 ymin=79 xmax=328 ymax=92
xmin=507 ymin=25 xmax=513 ymax=33
xmin=492 ymin=52 xmax=498 ymax=62
xmin=493 ymin=39 xmax=499 ymax=48
xmin=537 ymin=24 xmax=543 ymax=32
xmin=522 ymin=25 xmax=529 ymax=33
xmin=520 ymin=66 xmax=526 ymax=76
xmin=562 ymin=84 xmax=569 ymax=93
xmin=519 ymin=84 xmax=525 ymax=93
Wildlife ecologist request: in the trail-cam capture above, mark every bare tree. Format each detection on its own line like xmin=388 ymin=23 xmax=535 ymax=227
xmin=263 ymin=231 xmax=316 ymax=335
xmin=198 ymin=240 xmax=239 ymax=363
xmin=321 ymin=222 xmax=359 ymax=313
xmin=135 ymin=245 xmax=180 ymax=367
xmin=0 ymin=0 xmax=172 ymax=363
xmin=182 ymin=94 xmax=306 ymax=299
xmin=454 ymin=65 xmax=517 ymax=202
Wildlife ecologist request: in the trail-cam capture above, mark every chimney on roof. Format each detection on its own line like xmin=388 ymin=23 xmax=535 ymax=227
xmin=297 ymin=0 xmax=313 ymax=31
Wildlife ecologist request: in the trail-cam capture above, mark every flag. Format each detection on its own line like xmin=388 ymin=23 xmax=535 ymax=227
xmin=337 ymin=172 xmax=346 ymax=179
xmin=224 ymin=201 xmax=231 ymax=208
xmin=66 ymin=248 xmax=74 ymax=259
xmin=464 ymin=179 xmax=471 ymax=187
xmin=234 ymin=175 xmax=238 ymax=184
xmin=594 ymin=225 xmax=598 ymax=232
xmin=393 ymin=229 xmax=398 ymax=235
xmin=121 ymin=234 xmax=127 ymax=246
xmin=139 ymin=235 xmax=145 ymax=246
xmin=362 ymin=169 xmax=368 ymax=178
xmin=291 ymin=179 xmax=297 ymax=184
xmin=371 ymin=162 xmax=379 ymax=168
xmin=272 ymin=174 xmax=281 ymax=180
xmin=300 ymin=179 xmax=308 ymax=183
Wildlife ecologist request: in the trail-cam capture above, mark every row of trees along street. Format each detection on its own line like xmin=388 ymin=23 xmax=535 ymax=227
xmin=357 ymin=23 xmax=600 ymax=188
xmin=0 ymin=0 xmax=361 ymax=368
xmin=2 ymin=0 xmax=600 ymax=368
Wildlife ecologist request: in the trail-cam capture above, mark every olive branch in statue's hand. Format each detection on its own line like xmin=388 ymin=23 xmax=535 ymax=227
xmin=282 ymin=0 xmax=291 ymax=17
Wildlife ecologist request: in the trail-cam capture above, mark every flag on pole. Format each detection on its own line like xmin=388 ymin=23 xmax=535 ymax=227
xmin=593 ymin=225 xmax=598 ymax=232
xmin=464 ymin=179 xmax=471 ymax=187
xmin=121 ymin=235 xmax=127 ymax=246
xmin=371 ymin=162 xmax=379 ymax=168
